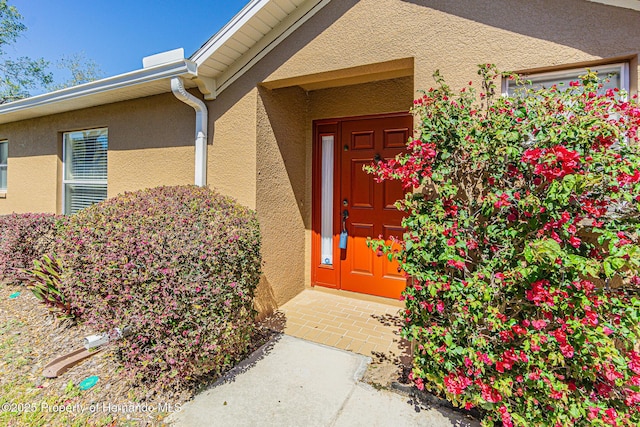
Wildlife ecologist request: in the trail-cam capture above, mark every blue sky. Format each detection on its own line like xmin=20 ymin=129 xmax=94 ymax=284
xmin=8 ymin=0 xmax=250 ymax=81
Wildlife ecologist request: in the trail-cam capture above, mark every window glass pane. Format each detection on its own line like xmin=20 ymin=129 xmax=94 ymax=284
xmin=0 ymin=142 xmax=7 ymax=191
xmin=65 ymin=184 xmax=107 ymax=215
xmin=506 ymin=64 xmax=625 ymax=96
xmin=64 ymin=128 xmax=108 ymax=181
xmin=63 ymin=128 xmax=107 ymax=214
xmin=0 ymin=166 xmax=6 ymax=191
xmin=321 ymin=135 xmax=334 ymax=266
xmin=0 ymin=142 xmax=7 ymax=164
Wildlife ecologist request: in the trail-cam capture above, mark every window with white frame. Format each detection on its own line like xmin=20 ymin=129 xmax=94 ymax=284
xmin=63 ymin=128 xmax=107 ymax=214
xmin=503 ymin=62 xmax=629 ymax=96
xmin=0 ymin=140 xmax=7 ymax=192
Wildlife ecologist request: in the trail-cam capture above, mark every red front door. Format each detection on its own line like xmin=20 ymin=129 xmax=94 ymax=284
xmin=312 ymin=113 xmax=411 ymax=299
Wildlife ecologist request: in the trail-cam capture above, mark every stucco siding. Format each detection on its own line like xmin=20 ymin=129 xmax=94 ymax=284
xmin=259 ymin=0 xmax=639 ymax=93
xmin=0 ymin=92 xmax=196 ymax=215
xmin=255 ymin=86 xmax=309 ymax=306
xmin=208 ymin=89 xmax=258 ymax=210
xmin=235 ymin=0 xmax=640 ymax=308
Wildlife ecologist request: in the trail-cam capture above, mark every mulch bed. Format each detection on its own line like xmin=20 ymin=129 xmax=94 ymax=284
xmin=0 ymin=282 xmax=274 ymax=426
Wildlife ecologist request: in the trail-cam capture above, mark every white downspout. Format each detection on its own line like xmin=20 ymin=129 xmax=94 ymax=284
xmin=171 ymin=76 xmax=208 ymax=187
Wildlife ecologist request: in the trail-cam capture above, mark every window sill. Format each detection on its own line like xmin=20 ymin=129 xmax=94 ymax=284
xmin=0 ymin=192 xmax=6 ymax=199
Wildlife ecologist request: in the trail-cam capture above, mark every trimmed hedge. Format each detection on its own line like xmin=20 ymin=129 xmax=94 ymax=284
xmin=57 ymin=186 xmax=262 ymax=390
xmin=0 ymin=213 xmax=61 ymax=284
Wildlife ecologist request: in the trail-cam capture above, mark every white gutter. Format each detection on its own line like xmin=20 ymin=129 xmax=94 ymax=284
xmin=171 ymin=76 xmax=208 ymax=187
xmin=0 ymin=59 xmax=197 ymax=121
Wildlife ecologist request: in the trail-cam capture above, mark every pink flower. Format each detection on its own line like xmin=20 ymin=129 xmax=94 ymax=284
xmin=499 ymin=405 xmax=513 ymax=427
xmin=443 ymin=372 xmax=472 ymax=395
xmin=569 ymin=236 xmax=581 ymax=248
xmin=531 ymin=319 xmax=547 ymax=330
xmin=560 ymin=343 xmax=575 ymax=358
xmin=628 ymin=351 xmax=640 ymax=374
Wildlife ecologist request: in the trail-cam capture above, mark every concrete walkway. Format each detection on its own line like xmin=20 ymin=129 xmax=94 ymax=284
xmin=168 ymin=335 xmax=478 ymax=427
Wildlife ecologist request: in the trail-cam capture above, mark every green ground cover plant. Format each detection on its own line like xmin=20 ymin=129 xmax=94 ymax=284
xmin=368 ymin=66 xmax=640 ymax=426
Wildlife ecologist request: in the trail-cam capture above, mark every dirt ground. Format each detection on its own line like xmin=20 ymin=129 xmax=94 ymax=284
xmin=0 ymin=282 xmax=273 ymax=427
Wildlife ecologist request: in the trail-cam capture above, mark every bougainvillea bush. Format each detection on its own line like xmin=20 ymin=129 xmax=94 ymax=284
xmin=57 ymin=186 xmax=261 ymax=390
xmin=0 ymin=213 xmax=62 ymax=284
xmin=368 ymin=66 xmax=640 ymax=426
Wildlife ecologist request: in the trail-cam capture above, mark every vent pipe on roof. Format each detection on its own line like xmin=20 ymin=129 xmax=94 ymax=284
xmin=171 ymin=76 xmax=208 ymax=187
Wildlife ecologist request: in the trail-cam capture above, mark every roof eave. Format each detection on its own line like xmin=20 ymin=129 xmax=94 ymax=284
xmin=586 ymin=0 xmax=640 ymax=11
xmin=0 ymin=59 xmax=197 ymax=122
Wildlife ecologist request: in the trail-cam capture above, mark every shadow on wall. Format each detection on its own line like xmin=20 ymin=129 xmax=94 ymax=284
xmin=257 ymin=86 xmax=308 ymax=227
xmin=254 ymin=276 xmax=279 ymax=321
xmin=401 ymin=0 xmax=640 ymax=59
xmin=3 ymin=92 xmax=197 ymax=158
xmin=206 ymin=0 xmax=360 ymax=125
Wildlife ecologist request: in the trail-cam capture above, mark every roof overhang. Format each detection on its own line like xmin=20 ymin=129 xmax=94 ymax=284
xmin=586 ymin=0 xmax=640 ymax=11
xmin=191 ymin=0 xmax=332 ymax=97
xmin=0 ymin=59 xmax=198 ymax=125
xmin=0 ymin=0 xmax=333 ymax=125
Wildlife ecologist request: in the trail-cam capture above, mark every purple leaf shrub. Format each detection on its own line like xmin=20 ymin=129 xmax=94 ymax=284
xmin=57 ymin=185 xmax=262 ymax=390
xmin=0 ymin=213 xmax=62 ymax=284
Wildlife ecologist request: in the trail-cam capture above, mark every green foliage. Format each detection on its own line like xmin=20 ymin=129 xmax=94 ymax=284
xmin=47 ymin=52 xmax=103 ymax=91
xmin=0 ymin=1 xmax=101 ymax=103
xmin=0 ymin=0 xmax=52 ymax=103
xmin=369 ymin=66 xmax=640 ymax=426
xmin=56 ymin=185 xmax=262 ymax=391
xmin=24 ymin=254 xmax=75 ymax=319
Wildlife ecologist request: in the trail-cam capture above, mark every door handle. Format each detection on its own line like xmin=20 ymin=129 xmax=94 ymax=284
xmin=340 ymin=209 xmax=349 ymax=249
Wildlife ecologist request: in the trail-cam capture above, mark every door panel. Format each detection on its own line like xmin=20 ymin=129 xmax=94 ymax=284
xmin=351 ymin=160 xmax=374 ymax=208
xmin=350 ymin=223 xmax=375 ymax=275
xmin=339 ymin=115 xmax=411 ymax=299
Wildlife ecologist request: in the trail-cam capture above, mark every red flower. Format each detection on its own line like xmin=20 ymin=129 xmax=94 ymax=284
xmin=480 ymin=383 xmax=502 ymax=403
xmin=443 ymin=372 xmax=472 ymax=395
xmin=528 ymin=369 xmax=541 ymax=380
xmin=628 ymin=351 xmax=640 ymax=374
xmin=447 ymin=259 xmax=465 ymax=270
xmin=569 ymin=236 xmax=581 ymax=248
xmin=526 ymin=280 xmax=555 ymax=306
xmin=582 ymin=308 xmax=598 ymax=326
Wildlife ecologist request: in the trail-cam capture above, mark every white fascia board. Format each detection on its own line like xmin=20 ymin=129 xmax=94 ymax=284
xmin=0 ymin=59 xmax=197 ymax=117
xmin=586 ymin=0 xmax=640 ymax=11
xmin=216 ymin=0 xmax=332 ymax=95
xmin=190 ymin=0 xmax=272 ymax=65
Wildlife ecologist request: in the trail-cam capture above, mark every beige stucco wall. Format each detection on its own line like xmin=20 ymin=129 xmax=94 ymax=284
xmin=261 ymin=0 xmax=639 ymax=93
xmin=216 ymin=0 xmax=640 ymax=309
xmin=0 ymin=93 xmax=197 ymax=214
xmin=1 ymin=0 xmax=639 ymax=310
